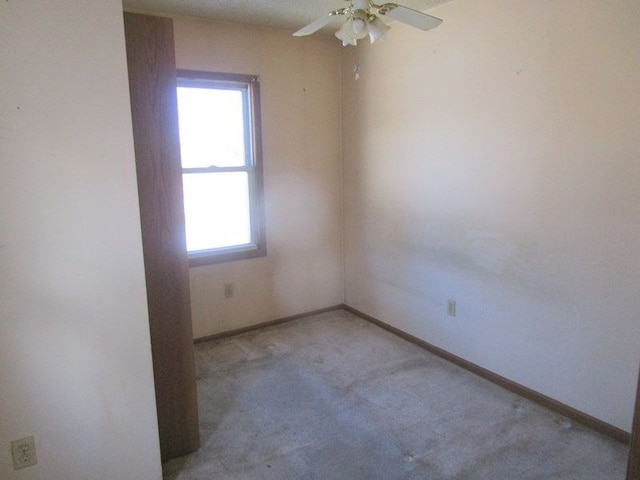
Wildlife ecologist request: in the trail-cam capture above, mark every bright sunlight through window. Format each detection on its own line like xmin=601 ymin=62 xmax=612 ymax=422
xmin=176 ymin=71 xmax=265 ymax=265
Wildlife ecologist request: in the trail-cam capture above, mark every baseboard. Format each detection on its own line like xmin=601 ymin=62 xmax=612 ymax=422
xmin=343 ymin=305 xmax=631 ymax=444
xmin=193 ymin=303 xmax=629 ymax=444
xmin=193 ymin=304 xmax=345 ymax=344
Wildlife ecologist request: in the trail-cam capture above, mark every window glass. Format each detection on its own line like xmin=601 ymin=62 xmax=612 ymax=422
xmin=177 ymin=86 xmax=246 ymax=168
xmin=182 ymin=172 xmax=251 ymax=251
xmin=176 ymin=71 xmax=266 ymax=265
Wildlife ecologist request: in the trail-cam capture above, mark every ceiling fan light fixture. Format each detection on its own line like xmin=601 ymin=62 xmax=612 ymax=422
xmin=335 ymin=11 xmax=370 ymax=46
xmin=295 ymin=0 xmax=442 ymax=47
xmin=352 ymin=16 xmax=367 ymax=36
xmin=335 ymin=18 xmax=358 ymax=46
xmin=368 ymin=15 xmax=390 ymax=43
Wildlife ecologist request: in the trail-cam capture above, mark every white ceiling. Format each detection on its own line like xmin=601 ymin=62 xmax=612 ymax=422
xmin=122 ymin=0 xmax=455 ymax=35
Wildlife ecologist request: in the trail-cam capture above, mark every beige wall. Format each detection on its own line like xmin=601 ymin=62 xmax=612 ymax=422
xmin=0 ymin=1 xmax=162 ymax=479
xmin=172 ymin=18 xmax=344 ymax=338
xmin=343 ymin=0 xmax=640 ymax=431
xmin=4 ymin=6 xmax=633 ymax=477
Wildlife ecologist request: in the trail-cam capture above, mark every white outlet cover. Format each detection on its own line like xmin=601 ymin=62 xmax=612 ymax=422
xmin=11 ymin=435 xmax=38 ymax=470
xmin=447 ymin=300 xmax=456 ymax=317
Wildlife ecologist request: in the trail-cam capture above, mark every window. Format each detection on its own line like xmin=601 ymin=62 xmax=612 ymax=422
xmin=176 ymin=70 xmax=266 ymax=266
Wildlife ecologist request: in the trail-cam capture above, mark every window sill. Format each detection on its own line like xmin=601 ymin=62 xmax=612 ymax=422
xmin=187 ymin=244 xmax=266 ymax=267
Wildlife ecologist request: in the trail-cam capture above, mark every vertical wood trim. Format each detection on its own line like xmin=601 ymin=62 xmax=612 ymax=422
xmin=627 ymin=368 xmax=640 ymax=479
xmin=123 ymin=12 xmax=200 ymax=461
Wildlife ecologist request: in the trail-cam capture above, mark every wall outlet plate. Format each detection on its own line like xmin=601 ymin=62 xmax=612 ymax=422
xmin=447 ymin=299 xmax=457 ymax=317
xmin=11 ymin=435 xmax=38 ymax=470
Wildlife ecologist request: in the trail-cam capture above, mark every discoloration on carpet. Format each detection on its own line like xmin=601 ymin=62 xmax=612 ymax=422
xmin=163 ymin=310 xmax=628 ymax=479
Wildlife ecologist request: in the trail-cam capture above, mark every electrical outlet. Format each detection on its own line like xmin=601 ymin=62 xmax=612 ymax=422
xmin=447 ymin=299 xmax=457 ymax=317
xmin=224 ymin=282 xmax=234 ymax=298
xmin=11 ymin=435 xmax=37 ymax=470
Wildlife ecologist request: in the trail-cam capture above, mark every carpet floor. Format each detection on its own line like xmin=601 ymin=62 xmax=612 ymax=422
xmin=163 ymin=309 xmax=629 ymax=479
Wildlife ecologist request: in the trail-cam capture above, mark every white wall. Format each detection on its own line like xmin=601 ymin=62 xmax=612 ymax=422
xmin=343 ymin=0 xmax=640 ymax=431
xmin=172 ymin=18 xmax=344 ymax=338
xmin=0 ymin=1 xmax=162 ymax=478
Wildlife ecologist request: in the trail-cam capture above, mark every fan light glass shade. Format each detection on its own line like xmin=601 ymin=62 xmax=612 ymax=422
xmin=335 ymin=18 xmax=357 ymax=46
xmin=352 ymin=17 xmax=366 ymax=35
xmin=335 ymin=14 xmax=389 ymax=46
xmin=368 ymin=16 xmax=390 ymax=43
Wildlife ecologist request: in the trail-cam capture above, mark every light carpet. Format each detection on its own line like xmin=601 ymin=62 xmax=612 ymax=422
xmin=163 ymin=309 xmax=628 ymax=479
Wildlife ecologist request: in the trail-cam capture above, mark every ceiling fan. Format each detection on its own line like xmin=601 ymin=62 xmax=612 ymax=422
xmin=293 ymin=0 xmax=443 ymax=46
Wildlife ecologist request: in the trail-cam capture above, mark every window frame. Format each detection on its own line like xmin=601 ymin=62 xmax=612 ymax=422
xmin=176 ymin=70 xmax=266 ymax=266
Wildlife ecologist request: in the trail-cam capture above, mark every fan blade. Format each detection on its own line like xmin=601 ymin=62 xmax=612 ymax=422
xmin=379 ymin=4 xmax=442 ymax=31
xmin=293 ymin=10 xmax=344 ymax=37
